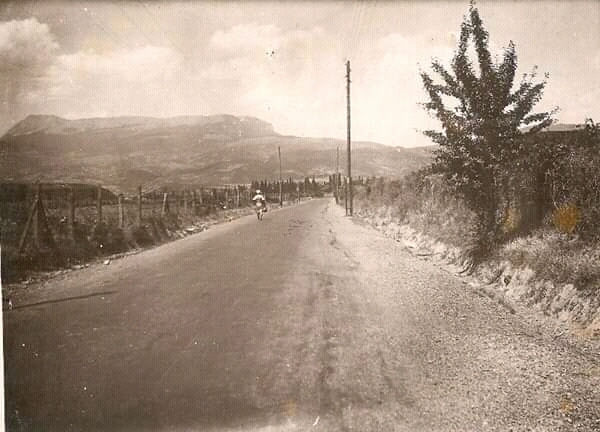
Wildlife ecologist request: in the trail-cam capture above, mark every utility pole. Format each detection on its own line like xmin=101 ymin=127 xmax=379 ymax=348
xmin=346 ymin=60 xmax=353 ymax=216
xmin=335 ymin=144 xmax=340 ymax=204
xmin=278 ymin=146 xmax=283 ymax=207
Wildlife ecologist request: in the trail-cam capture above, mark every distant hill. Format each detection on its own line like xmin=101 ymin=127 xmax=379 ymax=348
xmin=4 ymin=114 xmax=276 ymax=137
xmin=0 ymin=114 xmax=434 ymax=193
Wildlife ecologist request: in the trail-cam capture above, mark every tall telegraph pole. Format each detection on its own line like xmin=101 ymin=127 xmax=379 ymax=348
xmin=346 ymin=60 xmax=353 ymax=216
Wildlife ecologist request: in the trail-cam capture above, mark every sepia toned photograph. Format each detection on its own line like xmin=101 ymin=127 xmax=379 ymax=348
xmin=1 ymin=1 xmax=599 ymax=430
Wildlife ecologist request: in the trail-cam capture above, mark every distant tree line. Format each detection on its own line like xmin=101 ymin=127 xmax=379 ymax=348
xmin=251 ymin=177 xmax=326 ymax=199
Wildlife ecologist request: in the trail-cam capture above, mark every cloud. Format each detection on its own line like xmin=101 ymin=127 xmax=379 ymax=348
xmin=594 ymin=50 xmax=600 ymax=71
xmin=210 ymin=23 xmax=284 ymax=57
xmin=54 ymin=45 xmax=180 ymax=85
xmin=0 ymin=16 xmax=188 ymax=125
xmin=44 ymin=45 xmax=184 ymax=118
xmin=203 ymin=23 xmax=343 ymax=136
xmin=206 ymin=23 xmax=330 ymax=83
xmin=0 ymin=18 xmax=61 ymax=130
xmin=0 ymin=17 xmax=59 ymax=76
xmin=201 ymin=24 xmax=458 ymax=144
xmin=341 ymin=33 xmax=456 ymax=146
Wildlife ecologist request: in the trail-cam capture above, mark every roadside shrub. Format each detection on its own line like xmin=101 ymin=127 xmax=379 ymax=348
xmin=499 ymin=230 xmax=600 ymax=294
xmin=355 ymin=170 xmax=476 ymax=249
xmin=126 ymin=225 xmax=155 ymax=248
xmin=89 ymin=222 xmax=127 ymax=255
xmin=356 ymin=170 xmax=600 ymax=293
xmin=552 ymin=205 xmax=580 ymax=234
xmin=502 ymin=207 xmax=521 ymax=235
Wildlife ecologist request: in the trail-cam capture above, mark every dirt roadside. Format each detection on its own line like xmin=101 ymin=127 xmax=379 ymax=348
xmin=307 ymin=200 xmax=600 ymax=431
xmin=354 ymin=209 xmax=600 ymax=339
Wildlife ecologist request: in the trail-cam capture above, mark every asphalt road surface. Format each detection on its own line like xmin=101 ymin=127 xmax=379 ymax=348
xmin=3 ymin=198 xmax=599 ymax=431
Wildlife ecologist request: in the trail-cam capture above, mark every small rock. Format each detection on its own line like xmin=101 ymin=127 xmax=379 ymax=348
xmin=103 ymin=259 xmax=111 ymax=265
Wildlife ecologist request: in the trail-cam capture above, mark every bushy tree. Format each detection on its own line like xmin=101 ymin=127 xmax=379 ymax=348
xmin=420 ymin=2 xmax=555 ymax=259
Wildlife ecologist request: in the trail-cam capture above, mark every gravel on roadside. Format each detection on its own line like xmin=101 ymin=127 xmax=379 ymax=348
xmin=304 ymin=200 xmax=600 ymax=431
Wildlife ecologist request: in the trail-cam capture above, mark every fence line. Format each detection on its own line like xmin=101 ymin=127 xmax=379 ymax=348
xmin=1 ymin=182 xmax=311 ymax=259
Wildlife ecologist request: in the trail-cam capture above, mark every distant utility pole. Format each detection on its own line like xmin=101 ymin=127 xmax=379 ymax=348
xmin=278 ymin=146 xmax=283 ymax=207
xmin=346 ymin=60 xmax=353 ymax=216
xmin=335 ymin=144 xmax=340 ymax=204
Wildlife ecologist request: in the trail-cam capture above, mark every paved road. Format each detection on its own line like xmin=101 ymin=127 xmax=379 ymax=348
xmin=3 ymin=198 xmax=600 ymax=431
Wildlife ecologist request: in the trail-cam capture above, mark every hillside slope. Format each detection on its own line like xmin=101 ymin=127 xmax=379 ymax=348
xmin=0 ymin=115 xmax=433 ymax=192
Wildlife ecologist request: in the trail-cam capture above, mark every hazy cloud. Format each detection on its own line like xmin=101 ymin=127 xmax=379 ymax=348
xmin=0 ymin=18 xmax=60 ymax=127
xmin=206 ymin=24 xmax=330 ymax=81
xmin=55 ymin=45 xmax=180 ymax=84
xmin=45 ymin=45 xmax=183 ymax=118
xmin=210 ymin=23 xmax=284 ymax=57
xmin=345 ymin=33 xmax=456 ymax=146
xmin=203 ymin=23 xmax=344 ymax=137
xmin=0 ymin=17 xmax=59 ymax=76
xmin=594 ymin=50 xmax=600 ymax=70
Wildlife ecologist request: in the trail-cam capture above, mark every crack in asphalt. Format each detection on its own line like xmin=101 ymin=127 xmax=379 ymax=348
xmin=6 ymin=290 xmax=117 ymax=310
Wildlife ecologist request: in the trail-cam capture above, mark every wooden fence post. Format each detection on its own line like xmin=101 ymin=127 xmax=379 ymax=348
xmin=183 ymin=188 xmax=188 ymax=213
xmin=96 ymin=184 xmax=103 ymax=224
xmin=37 ymin=186 xmax=54 ymax=250
xmin=344 ymin=177 xmax=348 ymax=215
xmin=68 ymin=187 xmax=75 ymax=241
xmin=192 ymin=190 xmax=197 ymax=215
xmin=118 ymin=194 xmax=124 ymax=229
xmin=16 ymin=193 xmax=38 ymax=255
xmin=32 ymin=182 xmax=41 ymax=247
xmin=151 ymin=190 xmax=157 ymax=217
xmin=137 ymin=185 xmax=142 ymax=226
xmin=16 ymin=182 xmax=55 ymax=256
xmin=162 ymin=192 xmax=169 ymax=216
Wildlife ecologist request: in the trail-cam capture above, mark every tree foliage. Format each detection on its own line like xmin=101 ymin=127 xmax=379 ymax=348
xmin=420 ymin=2 xmax=555 ymax=257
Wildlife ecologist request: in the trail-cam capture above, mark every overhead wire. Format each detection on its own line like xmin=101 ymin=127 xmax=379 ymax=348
xmin=345 ymin=0 xmax=376 ymax=62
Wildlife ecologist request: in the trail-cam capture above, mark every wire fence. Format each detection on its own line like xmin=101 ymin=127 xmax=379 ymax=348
xmin=0 ymin=182 xmax=308 ymax=281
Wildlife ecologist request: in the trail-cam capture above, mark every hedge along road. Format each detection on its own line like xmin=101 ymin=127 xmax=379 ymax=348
xmin=3 ymin=198 xmax=599 ymax=431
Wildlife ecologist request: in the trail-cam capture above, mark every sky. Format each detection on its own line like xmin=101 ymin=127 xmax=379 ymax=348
xmin=0 ymin=1 xmax=599 ymax=147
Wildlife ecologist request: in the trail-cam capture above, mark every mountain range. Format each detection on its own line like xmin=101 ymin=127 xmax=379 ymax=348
xmin=0 ymin=114 xmax=434 ymax=193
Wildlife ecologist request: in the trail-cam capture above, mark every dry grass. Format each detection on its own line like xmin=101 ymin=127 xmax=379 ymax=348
xmin=0 ymin=201 xmax=254 ymax=283
xmin=354 ymin=181 xmax=475 ymax=249
xmin=552 ymin=205 xmax=580 ymax=234
xmin=498 ymin=230 xmax=600 ymax=294
xmin=354 ymin=177 xmax=600 ymax=295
